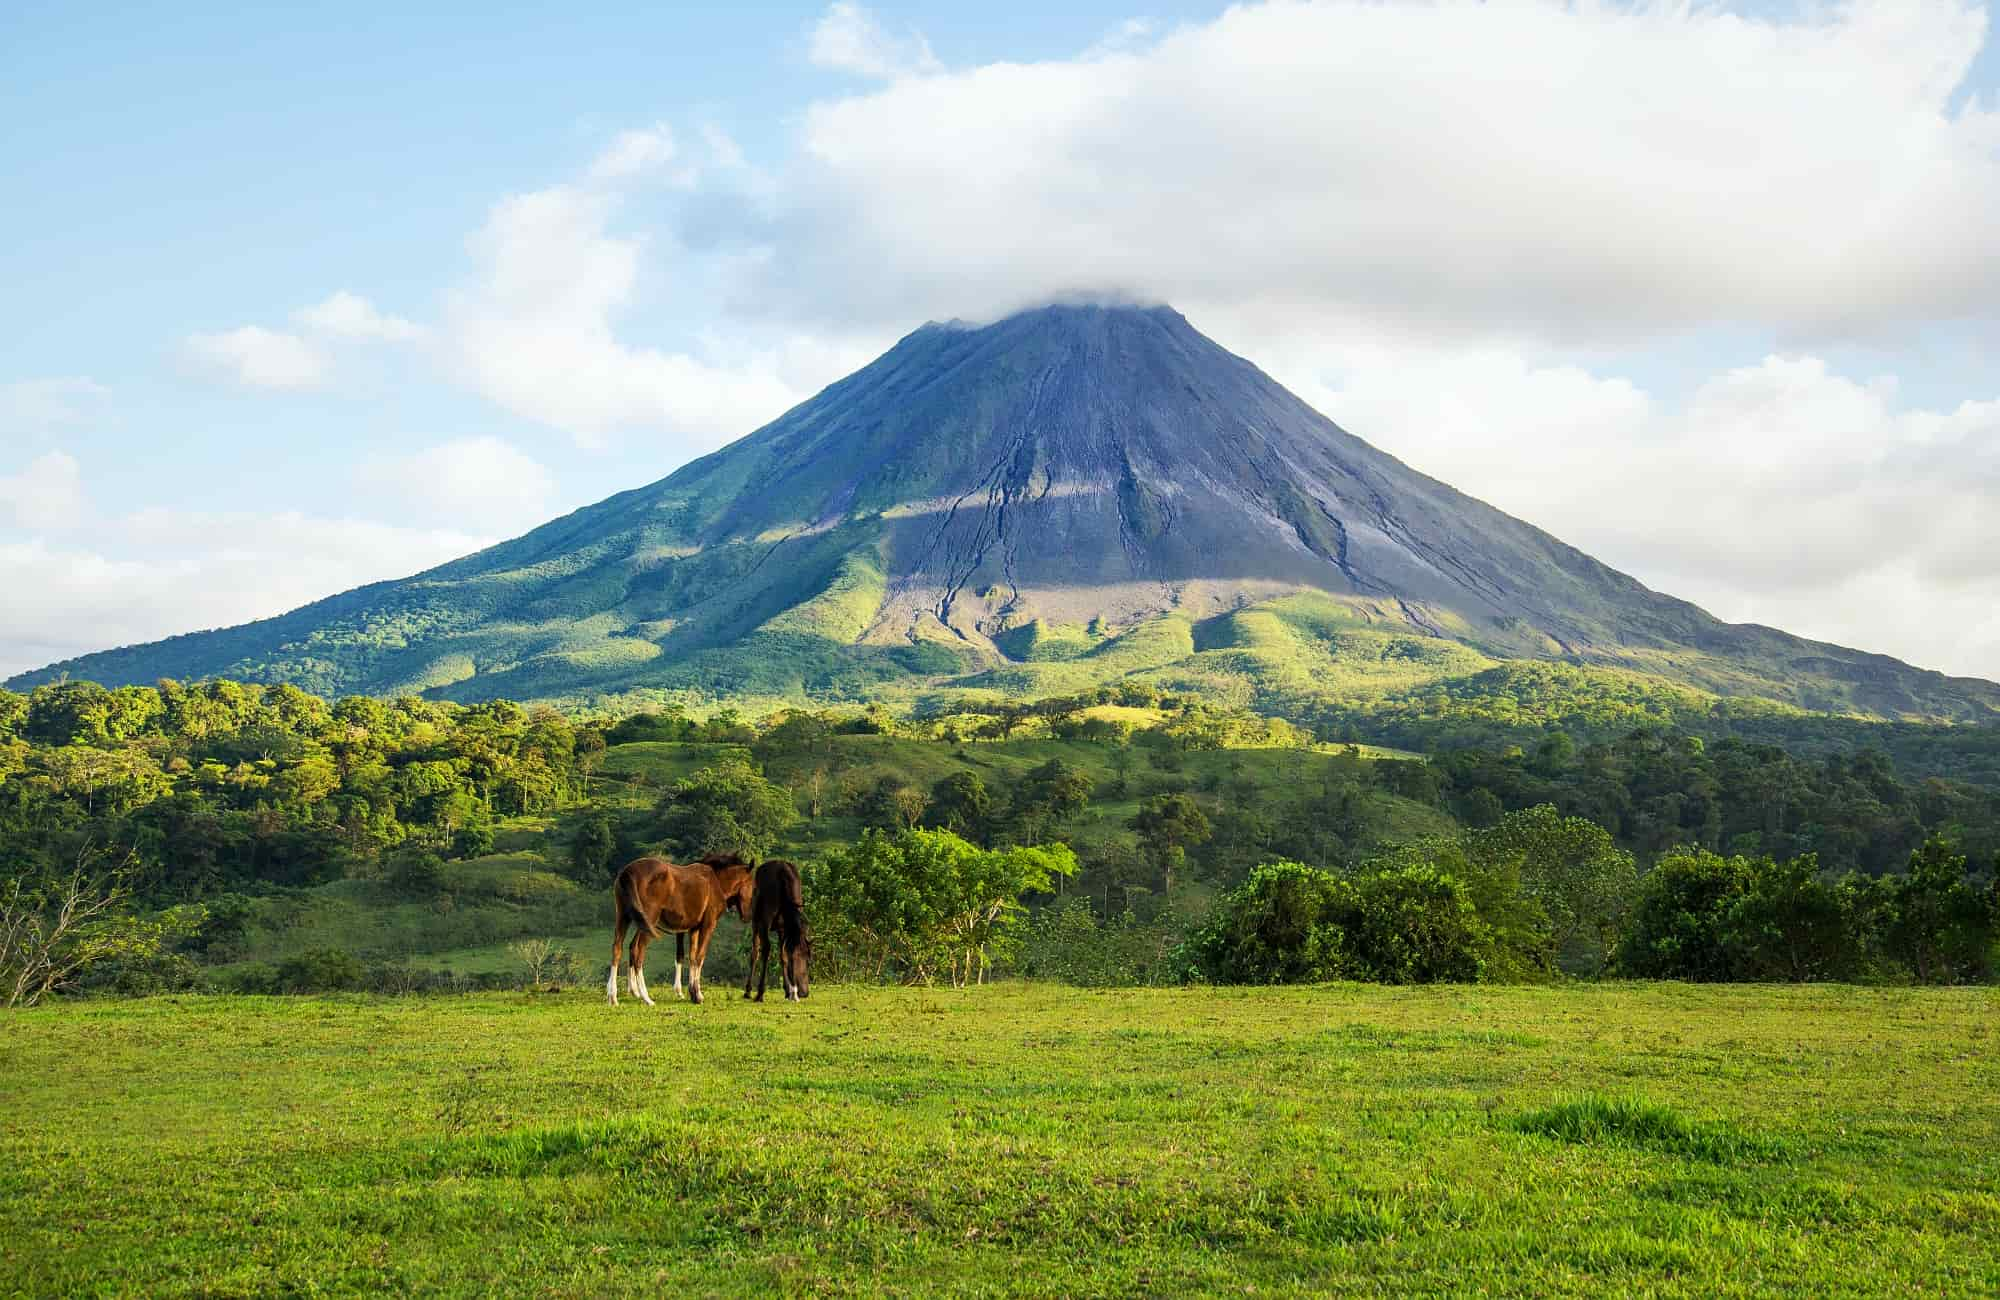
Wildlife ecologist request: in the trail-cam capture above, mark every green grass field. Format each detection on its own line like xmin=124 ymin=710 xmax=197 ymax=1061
xmin=3 ymin=983 xmax=1995 ymax=1296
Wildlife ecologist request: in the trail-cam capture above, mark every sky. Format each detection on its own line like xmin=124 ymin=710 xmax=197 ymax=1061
xmin=3 ymin=0 xmax=1999 ymax=683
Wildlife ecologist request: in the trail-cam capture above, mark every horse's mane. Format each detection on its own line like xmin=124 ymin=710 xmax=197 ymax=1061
xmin=695 ymin=852 xmax=751 ymax=871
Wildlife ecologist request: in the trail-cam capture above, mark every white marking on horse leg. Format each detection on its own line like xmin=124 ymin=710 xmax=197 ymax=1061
xmin=607 ymin=965 xmax=618 ymax=1006
xmin=627 ymin=966 xmax=641 ymax=1000
xmin=637 ymin=966 xmax=656 ymax=1007
xmin=674 ymin=961 xmax=685 ymax=999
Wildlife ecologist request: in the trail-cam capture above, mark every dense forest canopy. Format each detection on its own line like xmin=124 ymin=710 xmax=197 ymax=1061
xmin=1 ymin=675 xmax=1994 ymax=997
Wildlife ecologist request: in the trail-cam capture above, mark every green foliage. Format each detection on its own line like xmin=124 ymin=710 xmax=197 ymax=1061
xmin=1129 ymin=792 xmax=1211 ymax=891
xmin=808 ymin=828 xmax=1077 ymax=985
xmin=1883 ymin=838 xmax=1999 ymax=984
xmin=1018 ymin=901 xmax=1184 ymax=987
xmin=566 ymin=813 xmax=617 ymax=885
xmin=449 ymin=824 xmax=495 ymax=860
xmin=1 ymin=863 xmax=203 ymax=1007
xmin=926 ymin=770 xmax=991 ymax=837
xmin=272 ymin=947 xmax=365 ymax=993
xmin=1185 ymin=858 xmax=1498 ymax=986
xmin=1614 ymin=839 xmax=1996 ymax=985
xmin=387 ymin=847 xmax=445 ymax=899
xmin=1182 ymin=861 xmax=1361 ymax=985
xmin=1466 ymin=805 xmax=1638 ymax=973
xmin=654 ymin=757 xmax=796 ymax=859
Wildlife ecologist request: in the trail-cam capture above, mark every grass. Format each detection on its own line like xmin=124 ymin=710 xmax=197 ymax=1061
xmin=2 ymin=982 xmax=1996 ymax=1296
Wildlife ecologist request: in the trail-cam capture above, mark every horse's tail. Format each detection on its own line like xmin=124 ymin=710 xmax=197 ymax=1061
xmin=615 ymin=863 xmax=663 ymax=939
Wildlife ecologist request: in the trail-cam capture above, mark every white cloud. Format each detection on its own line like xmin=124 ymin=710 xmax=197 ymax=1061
xmin=0 ymin=377 xmax=108 ymax=435
xmin=294 ymin=290 xmax=424 ymax=342
xmin=589 ymin=123 xmax=678 ymax=181
xmin=758 ymin=0 xmax=2000 ymax=342
xmin=808 ymin=2 xmax=942 ymax=80
xmin=1278 ymin=335 xmax=2000 ymax=679
xmin=0 ymin=451 xmax=87 ymax=532
xmin=355 ymin=435 xmax=556 ymax=530
xmin=445 ymin=181 xmax=876 ymax=449
xmin=0 ymin=515 xmax=492 ymax=682
xmin=183 ymin=325 xmax=329 ymax=390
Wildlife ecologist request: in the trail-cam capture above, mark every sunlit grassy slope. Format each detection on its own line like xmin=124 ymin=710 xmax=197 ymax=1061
xmin=3 ymin=983 xmax=1994 ymax=1296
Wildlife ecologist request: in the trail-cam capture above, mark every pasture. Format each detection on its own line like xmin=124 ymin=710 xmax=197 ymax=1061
xmin=1 ymin=983 xmax=1995 ymax=1296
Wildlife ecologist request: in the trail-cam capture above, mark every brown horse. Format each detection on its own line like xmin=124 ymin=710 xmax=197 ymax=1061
xmin=743 ymin=858 xmax=811 ymax=1002
xmin=607 ymin=853 xmax=753 ymax=1006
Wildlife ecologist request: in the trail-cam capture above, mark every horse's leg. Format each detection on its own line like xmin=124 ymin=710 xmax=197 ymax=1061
xmin=744 ymin=924 xmax=760 ymax=1000
xmin=688 ymin=922 xmax=711 ymax=1004
xmin=674 ymin=931 xmax=686 ymax=999
xmin=608 ymin=907 xmax=625 ymax=1006
xmin=628 ymin=929 xmax=652 ymax=1005
xmin=635 ymin=931 xmax=660 ymax=1006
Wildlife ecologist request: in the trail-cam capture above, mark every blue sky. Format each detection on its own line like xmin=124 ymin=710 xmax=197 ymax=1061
xmin=4 ymin=0 xmax=1999 ymax=681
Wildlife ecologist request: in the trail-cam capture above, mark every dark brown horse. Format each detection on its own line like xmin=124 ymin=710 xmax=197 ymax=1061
xmin=743 ymin=858 xmax=811 ymax=1002
xmin=608 ymin=853 xmax=753 ymax=1006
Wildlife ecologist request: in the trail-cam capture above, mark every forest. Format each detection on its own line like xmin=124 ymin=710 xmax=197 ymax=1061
xmin=1 ymin=676 xmax=1995 ymax=1004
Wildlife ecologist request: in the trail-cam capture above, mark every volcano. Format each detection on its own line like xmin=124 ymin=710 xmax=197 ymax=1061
xmin=13 ymin=303 xmax=1998 ymax=721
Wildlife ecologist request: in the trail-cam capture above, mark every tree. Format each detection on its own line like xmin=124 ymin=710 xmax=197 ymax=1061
xmin=1720 ymin=852 xmax=1854 ymax=982
xmin=1885 ymin=838 xmax=1997 ymax=984
xmin=656 ymin=758 xmax=796 ymax=860
xmin=1129 ymin=793 xmax=1211 ymax=894
xmin=568 ymin=813 xmax=617 ymax=884
xmin=449 ymin=824 xmax=495 ymax=860
xmin=1183 ymin=861 xmax=1359 ymax=985
xmin=927 ymin=771 xmax=992 ymax=838
xmin=387 ymin=846 xmax=445 ymax=899
xmin=1185 ymin=859 xmax=1492 ymax=986
xmin=809 ymin=828 xmax=1076 ymax=985
xmin=1614 ymin=848 xmax=1758 ymax=981
xmin=2 ymin=849 xmax=198 ymax=1007
xmin=860 ymin=777 xmax=930 ymax=832
xmin=1470 ymin=805 xmax=1637 ymax=974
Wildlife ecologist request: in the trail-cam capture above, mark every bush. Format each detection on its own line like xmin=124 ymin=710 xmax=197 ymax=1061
xmin=1347 ymin=865 xmax=1489 ymax=984
xmin=1019 ymin=901 xmax=1185 ymax=987
xmin=1612 ymin=847 xmax=1941 ymax=983
xmin=1183 ymin=860 xmax=1493 ymax=985
xmin=449 ymin=825 xmax=496 ymax=860
xmin=386 ymin=847 xmax=445 ymax=899
xmin=1614 ymin=849 xmax=1759 ymax=981
xmin=655 ymin=758 xmax=796 ymax=859
xmin=274 ymin=947 xmax=365 ymax=993
xmin=1183 ymin=862 xmax=1361 ymax=985
xmin=809 ymin=828 xmax=1077 ymax=985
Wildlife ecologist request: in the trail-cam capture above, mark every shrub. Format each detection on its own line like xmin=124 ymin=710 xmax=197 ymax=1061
xmin=386 ymin=847 xmax=445 ymax=899
xmin=1883 ymin=838 xmax=1998 ymax=984
xmin=449 ymin=825 xmax=496 ymax=860
xmin=1184 ymin=860 xmax=1493 ymax=985
xmin=1348 ymin=865 xmax=1488 ymax=984
xmin=274 ymin=947 xmax=365 ymax=993
xmin=809 ymin=828 xmax=1077 ymax=985
xmin=655 ymin=758 xmax=795 ymax=859
xmin=1183 ymin=862 xmax=1361 ymax=985
xmin=1019 ymin=901 xmax=1185 ymax=987
xmin=1614 ymin=849 xmax=1759 ymax=981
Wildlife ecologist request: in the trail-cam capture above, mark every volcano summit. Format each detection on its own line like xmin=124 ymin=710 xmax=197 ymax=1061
xmin=13 ymin=303 xmax=1998 ymax=722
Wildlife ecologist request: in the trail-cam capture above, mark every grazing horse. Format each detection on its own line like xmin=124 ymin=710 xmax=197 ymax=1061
xmin=743 ymin=858 xmax=811 ymax=1002
xmin=607 ymin=853 xmax=753 ymax=1006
